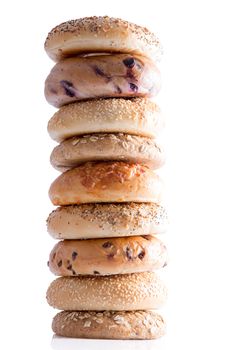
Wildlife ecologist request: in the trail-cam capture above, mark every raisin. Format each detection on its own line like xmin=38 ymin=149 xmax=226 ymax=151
xmin=138 ymin=251 xmax=145 ymax=260
xmin=93 ymin=66 xmax=106 ymax=77
xmin=72 ymin=251 xmax=78 ymax=260
xmin=102 ymin=241 xmax=112 ymax=248
xmin=126 ymin=246 xmax=133 ymax=260
xmin=115 ymin=85 xmax=122 ymax=93
xmin=123 ymin=57 xmax=135 ymax=68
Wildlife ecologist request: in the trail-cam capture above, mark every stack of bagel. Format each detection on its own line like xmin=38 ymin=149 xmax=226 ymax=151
xmin=45 ymin=16 xmax=168 ymax=340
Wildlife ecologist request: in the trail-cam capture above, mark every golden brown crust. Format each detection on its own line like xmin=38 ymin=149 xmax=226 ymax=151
xmin=44 ymin=16 xmax=162 ymax=62
xmin=48 ymin=235 xmax=167 ymax=276
xmin=47 ymin=98 xmax=163 ymax=142
xmin=52 ymin=310 xmax=166 ymax=339
xmin=46 ymin=272 xmax=167 ymax=311
xmin=48 ymin=161 xmax=163 ymax=205
xmin=47 ymin=202 xmax=168 ymax=239
xmin=50 ymin=133 xmax=165 ymax=172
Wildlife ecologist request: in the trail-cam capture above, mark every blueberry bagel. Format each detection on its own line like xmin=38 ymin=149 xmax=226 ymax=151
xmin=45 ymin=54 xmax=161 ymax=107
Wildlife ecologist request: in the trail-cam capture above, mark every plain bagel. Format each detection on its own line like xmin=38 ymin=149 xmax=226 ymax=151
xmin=48 ymin=161 xmax=163 ymax=205
xmin=50 ymin=133 xmax=165 ymax=172
xmin=47 ymin=202 xmax=168 ymax=240
xmin=44 ymin=16 xmax=162 ymax=62
xmin=52 ymin=310 xmax=166 ymax=339
xmin=48 ymin=235 xmax=168 ymax=276
xmin=46 ymin=272 xmax=167 ymax=311
xmin=47 ymin=98 xmax=163 ymax=142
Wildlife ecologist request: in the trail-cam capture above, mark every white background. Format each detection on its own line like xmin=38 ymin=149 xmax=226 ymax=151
xmin=0 ymin=0 xmax=233 ymax=349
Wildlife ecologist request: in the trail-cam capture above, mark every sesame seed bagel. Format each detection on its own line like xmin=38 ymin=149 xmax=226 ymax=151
xmin=48 ymin=98 xmax=163 ymax=142
xmin=49 ymin=162 xmax=163 ymax=206
xmin=44 ymin=54 xmax=161 ymax=107
xmin=50 ymin=133 xmax=165 ymax=172
xmin=52 ymin=310 xmax=166 ymax=339
xmin=47 ymin=203 xmax=168 ymax=240
xmin=44 ymin=16 xmax=162 ymax=62
xmin=48 ymin=235 xmax=167 ymax=276
xmin=46 ymin=272 xmax=167 ymax=311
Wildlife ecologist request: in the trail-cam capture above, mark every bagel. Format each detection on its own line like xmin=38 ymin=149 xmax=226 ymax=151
xmin=44 ymin=54 xmax=161 ymax=107
xmin=44 ymin=16 xmax=162 ymax=62
xmin=52 ymin=310 xmax=166 ymax=339
xmin=48 ymin=235 xmax=167 ymax=276
xmin=47 ymin=202 xmax=168 ymax=239
xmin=48 ymin=162 xmax=163 ymax=205
xmin=47 ymin=98 xmax=163 ymax=142
xmin=46 ymin=272 xmax=167 ymax=311
xmin=50 ymin=133 xmax=165 ymax=172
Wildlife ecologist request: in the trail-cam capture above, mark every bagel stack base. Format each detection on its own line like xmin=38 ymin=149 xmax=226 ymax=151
xmin=44 ymin=16 xmax=167 ymax=340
